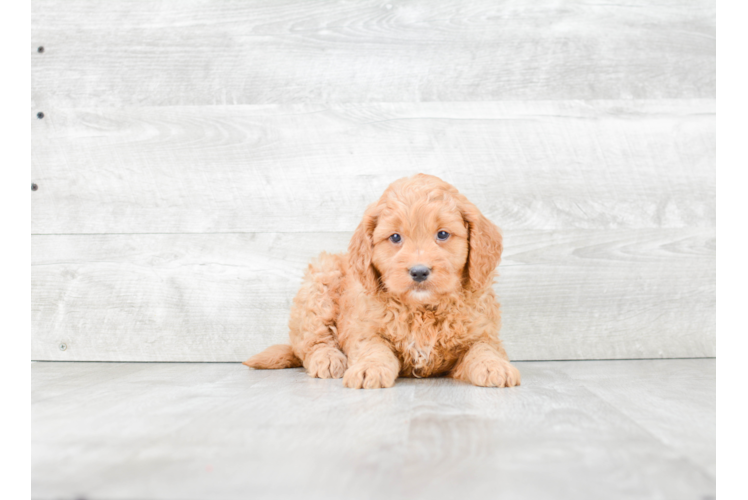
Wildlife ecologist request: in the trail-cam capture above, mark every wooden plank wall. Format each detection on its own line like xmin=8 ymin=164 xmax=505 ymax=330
xmin=31 ymin=0 xmax=715 ymax=362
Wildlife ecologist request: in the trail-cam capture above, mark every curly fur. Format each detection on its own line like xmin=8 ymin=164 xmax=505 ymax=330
xmin=244 ymin=174 xmax=521 ymax=389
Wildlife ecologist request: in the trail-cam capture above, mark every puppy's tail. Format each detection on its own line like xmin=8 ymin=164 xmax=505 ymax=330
xmin=243 ymin=344 xmax=302 ymax=369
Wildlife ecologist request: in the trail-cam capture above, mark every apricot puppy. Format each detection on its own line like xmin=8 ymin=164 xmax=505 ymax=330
xmin=244 ymin=174 xmax=520 ymax=389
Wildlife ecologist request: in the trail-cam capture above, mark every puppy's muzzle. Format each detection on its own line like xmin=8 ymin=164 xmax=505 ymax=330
xmin=409 ymin=265 xmax=431 ymax=283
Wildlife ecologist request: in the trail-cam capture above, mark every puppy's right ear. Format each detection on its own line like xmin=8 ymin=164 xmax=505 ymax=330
xmin=348 ymin=202 xmax=380 ymax=294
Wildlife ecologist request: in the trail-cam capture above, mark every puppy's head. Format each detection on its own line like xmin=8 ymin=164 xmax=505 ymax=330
xmin=349 ymin=174 xmax=503 ymax=302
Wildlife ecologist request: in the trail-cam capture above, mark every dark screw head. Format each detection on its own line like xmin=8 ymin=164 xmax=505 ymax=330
xmin=37 ymin=46 xmax=44 ymax=53
xmin=31 ymin=183 xmax=38 ymax=191
xmin=37 ymin=112 xmax=44 ymax=119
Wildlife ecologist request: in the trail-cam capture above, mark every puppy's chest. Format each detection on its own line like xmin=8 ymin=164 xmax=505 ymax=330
xmin=385 ymin=313 xmax=470 ymax=377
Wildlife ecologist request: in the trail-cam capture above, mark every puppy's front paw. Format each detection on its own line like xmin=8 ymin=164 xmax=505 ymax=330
xmin=343 ymin=362 xmax=398 ymax=389
xmin=305 ymin=346 xmax=347 ymax=379
xmin=467 ymin=358 xmax=521 ymax=388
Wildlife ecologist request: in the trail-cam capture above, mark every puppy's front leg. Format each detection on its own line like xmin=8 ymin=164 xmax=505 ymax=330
xmin=343 ymin=338 xmax=400 ymax=389
xmin=451 ymin=342 xmax=521 ymax=388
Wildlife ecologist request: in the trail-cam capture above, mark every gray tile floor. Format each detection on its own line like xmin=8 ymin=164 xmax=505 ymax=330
xmin=31 ymin=359 xmax=715 ymax=500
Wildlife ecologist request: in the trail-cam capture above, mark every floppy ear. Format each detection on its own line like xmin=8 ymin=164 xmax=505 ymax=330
xmin=348 ymin=202 xmax=381 ymax=294
xmin=460 ymin=198 xmax=503 ymax=292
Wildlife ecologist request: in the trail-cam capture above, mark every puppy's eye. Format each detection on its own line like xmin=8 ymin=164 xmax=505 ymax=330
xmin=389 ymin=233 xmax=402 ymax=244
xmin=437 ymin=231 xmax=450 ymax=241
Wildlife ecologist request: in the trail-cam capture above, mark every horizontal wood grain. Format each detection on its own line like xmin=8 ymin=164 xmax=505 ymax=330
xmin=29 ymin=0 xmax=715 ymax=365
xmin=30 ymin=0 xmax=715 ymax=107
xmin=31 ymin=100 xmax=715 ymax=234
xmin=31 ymin=228 xmax=715 ymax=362
xmin=31 ymin=359 xmax=716 ymax=499
xmin=560 ymin=359 xmax=715 ymax=477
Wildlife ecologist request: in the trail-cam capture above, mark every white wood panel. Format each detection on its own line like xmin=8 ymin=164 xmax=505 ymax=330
xmin=560 ymin=360 xmax=716 ymax=477
xmin=29 ymin=0 xmax=715 ymax=365
xmin=31 ymin=100 xmax=715 ymax=234
xmin=31 ymin=360 xmax=716 ymax=499
xmin=31 ymin=228 xmax=714 ymax=362
xmin=30 ymin=0 xmax=715 ymax=107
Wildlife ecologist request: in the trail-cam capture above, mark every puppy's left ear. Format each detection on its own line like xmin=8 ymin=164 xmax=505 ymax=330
xmin=460 ymin=198 xmax=503 ymax=292
xmin=348 ymin=202 xmax=381 ymax=294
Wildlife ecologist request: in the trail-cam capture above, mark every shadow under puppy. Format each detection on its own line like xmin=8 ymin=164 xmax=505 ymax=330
xmin=244 ymin=174 xmax=520 ymax=389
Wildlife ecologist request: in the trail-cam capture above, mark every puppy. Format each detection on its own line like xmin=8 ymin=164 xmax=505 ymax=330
xmin=244 ymin=174 xmax=520 ymax=389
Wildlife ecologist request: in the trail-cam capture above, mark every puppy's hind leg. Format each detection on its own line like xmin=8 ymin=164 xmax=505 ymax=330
xmin=303 ymin=327 xmax=348 ymax=379
xmin=289 ymin=252 xmax=348 ymax=379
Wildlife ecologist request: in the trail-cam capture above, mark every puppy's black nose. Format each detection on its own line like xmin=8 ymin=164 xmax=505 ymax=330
xmin=409 ymin=265 xmax=431 ymax=282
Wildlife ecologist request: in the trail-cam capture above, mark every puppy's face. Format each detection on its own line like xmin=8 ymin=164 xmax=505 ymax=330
xmin=370 ymin=197 xmax=468 ymax=303
xmin=349 ymin=174 xmax=503 ymax=303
